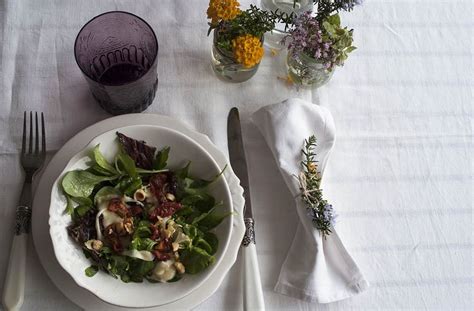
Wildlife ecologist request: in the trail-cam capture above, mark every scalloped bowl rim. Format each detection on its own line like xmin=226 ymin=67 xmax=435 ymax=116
xmin=48 ymin=125 xmax=233 ymax=308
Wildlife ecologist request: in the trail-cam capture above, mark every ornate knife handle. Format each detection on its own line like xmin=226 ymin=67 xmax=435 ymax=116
xmin=15 ymin=205 xmax=32 ymax=235
xmin=242 ymin=218 xmax=256 ymax=246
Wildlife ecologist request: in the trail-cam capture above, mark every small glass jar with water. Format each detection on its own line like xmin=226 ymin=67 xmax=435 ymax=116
xmin=260 ymin=0 xmax=314 ymax=49
xmin=287 ymin=51 xmax=334 ymax=88
xmin=210 ymin=30 xmax=262 ymax=83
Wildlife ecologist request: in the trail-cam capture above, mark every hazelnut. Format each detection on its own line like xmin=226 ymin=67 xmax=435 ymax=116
xmin=114 ymin=222 xmax=124 ymax=234
xmin=174 ymin=262 xmax=185 ymax=274
xmin=92 ymin=240 xmax=103 ymax=251
xmin=124 ymin=222 xmax=133 ymax=234
xmin=161 ymin=229 xmax=170 ymax=239
xmin=106 ymin=226 xmax=115 ymax=235
xmin=172 ymin=242 xmax=179 ymax=252
xmin=166 ymin=193 xmax=175 ymax=202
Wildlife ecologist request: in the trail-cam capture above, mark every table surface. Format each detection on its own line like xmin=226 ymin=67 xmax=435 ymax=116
xmin=0 ymin=0 xmax=472 ymax=310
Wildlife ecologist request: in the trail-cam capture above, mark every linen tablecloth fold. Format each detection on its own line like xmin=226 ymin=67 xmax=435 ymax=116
xmin=252 ymin=98 xmax=368 ymax=303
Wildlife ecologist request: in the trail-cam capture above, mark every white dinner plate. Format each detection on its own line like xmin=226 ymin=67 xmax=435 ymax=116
xmin=32 ymin=114 xmax=245 ymax=310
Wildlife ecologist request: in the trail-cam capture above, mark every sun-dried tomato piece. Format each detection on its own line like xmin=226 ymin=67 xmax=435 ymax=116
xmin=165 ymin=172 xmax=178 ymax=195
xmin=150 ymin=224 xmax=160 ymax=240
xmin=107 ymin=198 xmax=129 ymax=218
xmin=129 ymin=205 xmax=143 ymax=216
xmin=154 ymin=251 xmax=171 ymax=261
xmin=153 ymin=238 xmax=173 ymax=261
xmin=149 ymin=201 xmax=182 ymax=220
xmin=104 ymin=224 xmax=123 ymax=253
xmin=149 ymin=173 xmax=169 ymax=202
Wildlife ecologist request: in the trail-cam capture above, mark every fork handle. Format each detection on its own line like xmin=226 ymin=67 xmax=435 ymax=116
xmin=2 ymin=206 xmax=30 ymax=311
xmin=2 ymin=234 xmax=27 ymax=311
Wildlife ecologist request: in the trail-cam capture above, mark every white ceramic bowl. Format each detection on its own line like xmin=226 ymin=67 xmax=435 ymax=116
xmin=49 ymin=125 xmax=233 ymax=308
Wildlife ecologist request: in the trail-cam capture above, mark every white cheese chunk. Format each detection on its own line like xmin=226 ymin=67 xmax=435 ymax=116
xmin=150 ymin=259 xmax=176 ymax=282
xmin=121 ymin=249 xmax=155 ymax=261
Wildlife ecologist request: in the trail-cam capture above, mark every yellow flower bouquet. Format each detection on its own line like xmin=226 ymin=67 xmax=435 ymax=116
xmin=207 ymin=0 xmax=292 ymax=82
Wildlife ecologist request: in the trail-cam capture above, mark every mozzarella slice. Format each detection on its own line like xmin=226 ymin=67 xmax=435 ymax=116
xmin=150 ymin=259 xmax=176 ymax=282
xmin=95 ymin=199 xmax=123 ymax=241
xmin=121 ymin=249 xmax=155 ymax=261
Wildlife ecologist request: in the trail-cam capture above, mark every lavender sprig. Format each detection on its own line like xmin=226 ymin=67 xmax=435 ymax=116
xmin=298 ymin=135 xmax=336 ymax=237
xmin=316 ymin=0 xmax=363 ymax=21
xmin=282 ymin=11 xmax=357 ymax=70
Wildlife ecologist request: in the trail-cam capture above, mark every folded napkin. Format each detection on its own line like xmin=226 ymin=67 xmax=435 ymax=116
xmin=252 ymin=98 xmax=369 ymax=303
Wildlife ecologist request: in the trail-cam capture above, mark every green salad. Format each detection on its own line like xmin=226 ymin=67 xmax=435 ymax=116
xmin=63 ymin=132 xmax=229 ymax=283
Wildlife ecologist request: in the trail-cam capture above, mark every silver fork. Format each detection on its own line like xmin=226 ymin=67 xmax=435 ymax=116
xmin=2 ymin=112 xmax=46 ymax=311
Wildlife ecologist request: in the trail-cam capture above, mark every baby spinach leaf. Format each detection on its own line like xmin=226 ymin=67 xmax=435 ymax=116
xmin=188 ymin=165 xmax=227 ymax=190
xmin=133 ymin=220 xmax=152 ymax=238
xmin=203 ymin=232 xmax=218 ymax=255
xmin=94 ymin=186 xmax=121 ymax=205
xmin=177 ymin=166 xmax=227 ymax=198
xmin=181 ymin=193 xmax=215 ymax=213
xmin=167 ymin=275 xmax=182 ymax=283
xmin=75 ymin=205 xmax=91 ymax=217
xmin=65 ymin=194 xmax=75 ymax=215
xmin=62 ymin=170 xmax=117 ymax=198
xmin=120 ymin=274 xmax=131 ymax=283
xmin=115 ymin=176 xmax=142 ymax=196
xmin=108 ymin=255 xmax=129 ymax=277
xmin=174 ymin=206 xmax=194 ymax=217
xmin=128 ymin=259 xmax=155 ymax=282
xmin=180 ymin=246 xmax=215 ymax=274
xmin=130 ymin=237 xmax=157 ymax=251
xmin=116 ymin=150 xmax=138 ymax=178
xmin=91 ymin=144 xmax=117 ymax=174
xmin=71 ymin=196 xmax=92 ymax=207
xmin=181 ymin=223 xmax=199 ymax=240
xmin=198 ymin=206 xmax=232 ymax=230
xmin=136 ymin=168 xmax=169 ymax=175
xmin=176 ymin=162 xmax=191 ymax=180
xmin=194 ymin=238 xmax=213 ymax=254
xmin=192 ymin=206 xmax=216 ymax=225
xmin=85 ymin=265 xmax=99 ymax=277
xmin=153 ymin=146 xmax=170 ymax=170
xmin=88 ymin=165 xmax=116 ymax=177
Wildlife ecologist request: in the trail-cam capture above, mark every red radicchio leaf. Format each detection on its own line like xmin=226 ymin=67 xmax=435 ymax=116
xmin=116 ymin=132 xmax=156 ymax=169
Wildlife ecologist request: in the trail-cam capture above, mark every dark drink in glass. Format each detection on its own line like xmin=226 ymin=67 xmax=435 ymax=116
xmin=74 ymin=11 xmax=158 ymax=115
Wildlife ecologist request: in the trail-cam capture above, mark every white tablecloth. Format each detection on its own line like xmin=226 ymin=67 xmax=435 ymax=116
xmin=0 ymin=0 xmax=472 ymax=310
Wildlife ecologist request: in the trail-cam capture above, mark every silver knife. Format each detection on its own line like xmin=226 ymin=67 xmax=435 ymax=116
xmin=227 ymin=107 xmax=265 ymax=311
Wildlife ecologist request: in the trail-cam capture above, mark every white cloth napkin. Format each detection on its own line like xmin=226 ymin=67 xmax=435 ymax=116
xmin=252 ymin=98 xmax=369 ymax=303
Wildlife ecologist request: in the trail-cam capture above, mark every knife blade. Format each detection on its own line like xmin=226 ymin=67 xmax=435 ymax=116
xmin=227 ymin=107 xmax=253 ymax=220
xmin=227 ymin=107 xmax=265 ymax=311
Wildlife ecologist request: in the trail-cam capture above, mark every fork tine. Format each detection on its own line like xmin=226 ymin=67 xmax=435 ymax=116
xmin=41 ymin=112 xmax=46 ymax=154
xmin=35 ymin=112 xmax=39 ymax=154
xmin=29 ymin=111 xmax=33 ymax=154
xmin=21 ymin=111 xmax=26 ymax=154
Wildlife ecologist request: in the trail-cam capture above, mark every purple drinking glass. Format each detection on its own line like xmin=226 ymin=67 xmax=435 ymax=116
xmin=74 ymin=11 xmax=158 ymax=115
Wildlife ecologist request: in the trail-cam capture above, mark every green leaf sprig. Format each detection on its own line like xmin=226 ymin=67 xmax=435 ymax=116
xmin=210 ymin=4 xmax=294 ymax=52
xmin=298 ymin=135 xmax=336 ymax=237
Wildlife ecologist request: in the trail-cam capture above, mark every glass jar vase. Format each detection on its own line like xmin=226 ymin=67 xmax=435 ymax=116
xmin=211 ymin=30 xmax=261 ymax=83
xmin=286 ymin=51 xmax=334 ymax=88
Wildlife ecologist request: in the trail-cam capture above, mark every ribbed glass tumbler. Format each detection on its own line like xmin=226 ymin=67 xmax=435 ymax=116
xmin=74 ymin=11 xmax=158 ymax=115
